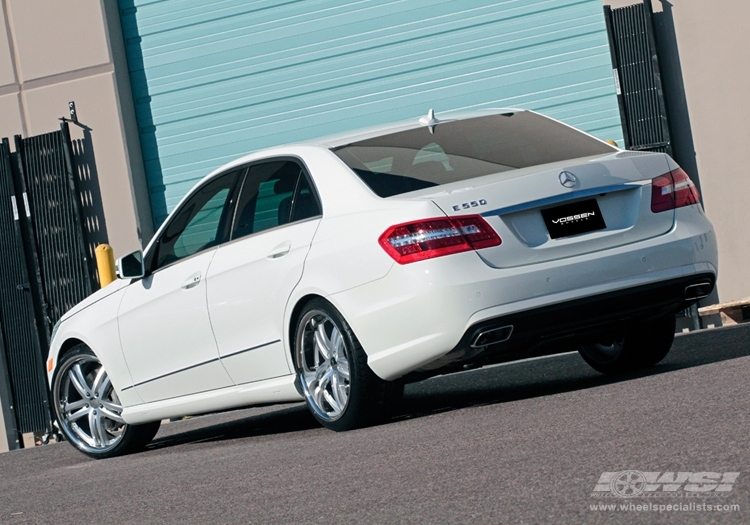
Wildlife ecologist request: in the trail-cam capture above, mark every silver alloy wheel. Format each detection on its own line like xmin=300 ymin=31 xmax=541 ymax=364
xmin=54 ymin=353 xmax=126 ymax=454
xmin=296 ymin=309 xmax=351 ymax=422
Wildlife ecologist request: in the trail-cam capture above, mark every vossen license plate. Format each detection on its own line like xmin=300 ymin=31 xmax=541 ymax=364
xmin=541 ymin=199 xmax=606 ymax=239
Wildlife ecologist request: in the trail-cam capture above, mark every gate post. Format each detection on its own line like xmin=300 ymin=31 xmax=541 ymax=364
xmin=0 ymin=321 xmax=21 ymax=451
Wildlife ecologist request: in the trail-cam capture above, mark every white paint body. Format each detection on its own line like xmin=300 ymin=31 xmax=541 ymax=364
xmin=47 ymin=110 xmax=717 ymax=425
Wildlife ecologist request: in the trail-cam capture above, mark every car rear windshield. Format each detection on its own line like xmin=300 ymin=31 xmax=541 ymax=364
xmin=332 ymin=112 xmax=616 ymax=198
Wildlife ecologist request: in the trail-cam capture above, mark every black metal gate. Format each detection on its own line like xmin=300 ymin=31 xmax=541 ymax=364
xmin=0 ymin=138 xmax=48 ymax=439
xmin=16 ymin=126 xmax=94 ymax=342
xmin=0 ymin=122 xmax=94 ymax=446
xmin=604 ymin=0 xmax=672 ymax=154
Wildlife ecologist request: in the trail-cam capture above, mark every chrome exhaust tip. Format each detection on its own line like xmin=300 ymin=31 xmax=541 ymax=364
xmin=471 ymin=325 xmax=514 ymax=348
xmin=684 ymin=282 xmax=712 ymax=301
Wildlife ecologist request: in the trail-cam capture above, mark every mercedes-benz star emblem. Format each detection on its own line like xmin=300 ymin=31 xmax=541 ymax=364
xmin=559 ymin=171 xmax=579 ymax=188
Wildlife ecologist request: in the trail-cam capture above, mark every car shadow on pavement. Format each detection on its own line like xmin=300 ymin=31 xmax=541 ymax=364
xmin=394 ymin=323 xmax=750 ymax=422
xmin=143 ymin=324 xmax=750 ymax=450
xmin=145 ymin=404 xmax=317 ymax=451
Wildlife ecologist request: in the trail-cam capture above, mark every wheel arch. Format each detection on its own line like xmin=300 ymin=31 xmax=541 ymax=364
xmin=49 ymin=337 xmax=87 ymax=384
xmin=58 ymin=337 xmax=86 ymax=360
xmin=287 ymin=293 xmax=327 ymax=364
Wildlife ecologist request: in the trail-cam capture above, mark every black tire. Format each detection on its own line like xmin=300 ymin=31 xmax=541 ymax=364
xmin=293 ymin=299 xmax=396 ymax=431
xmin=578 ymin=314 xmax=676 ymax=374
xmin=52 ymin=345 xmax=161 ymax=459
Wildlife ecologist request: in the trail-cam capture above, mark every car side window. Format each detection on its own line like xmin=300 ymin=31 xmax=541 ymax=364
xmin=231 ymin=160 xmax=321 ymax=240
xmin=151 ymin=171 xmax=240 ymax=270
xmin=290 ymin=171 xmax=322 ymax=222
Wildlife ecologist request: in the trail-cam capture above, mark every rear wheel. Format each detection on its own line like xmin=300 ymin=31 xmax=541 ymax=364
xmin=578 ymin=314 xmax=676 ymax=374
xmin=294 ymin=299 xmax=397 ymax=431
xmin=52 ymin=345 xmax=160 ymax=459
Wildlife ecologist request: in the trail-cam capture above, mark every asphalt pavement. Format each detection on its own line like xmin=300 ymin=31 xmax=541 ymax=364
xmin=1 ymin=324 xmax=748 ymax=524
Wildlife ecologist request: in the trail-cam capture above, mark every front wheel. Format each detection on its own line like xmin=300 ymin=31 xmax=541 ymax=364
xmin=293 ymin=299 xmax=397 ymax=431
xmin=52 ymin=345 xmax=160 ymax=459
xmin=578 ymin=314 xmax=676 ymax=374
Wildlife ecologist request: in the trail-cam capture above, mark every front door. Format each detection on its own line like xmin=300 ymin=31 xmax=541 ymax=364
xmin=118 ymin=170 xmax=241 ymax=403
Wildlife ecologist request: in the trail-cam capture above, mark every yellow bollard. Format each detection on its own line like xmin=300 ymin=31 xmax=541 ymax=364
xmin=605 ymin=139 xmax=619 ymax=148
xmin=95 ymin=244 xmax=116 ymax=288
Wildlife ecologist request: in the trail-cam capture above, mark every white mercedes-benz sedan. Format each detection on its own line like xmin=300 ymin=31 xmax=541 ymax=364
xmin=47 ymin=109 xmax=717 ymax=458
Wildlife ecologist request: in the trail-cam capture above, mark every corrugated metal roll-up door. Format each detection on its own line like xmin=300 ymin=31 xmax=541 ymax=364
xmin=119 ymin=0 xmax=623 ymax=228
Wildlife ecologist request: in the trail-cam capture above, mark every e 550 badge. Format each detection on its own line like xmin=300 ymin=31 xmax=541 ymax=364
xmin=452 ymin=199 xmax=487 ymax=212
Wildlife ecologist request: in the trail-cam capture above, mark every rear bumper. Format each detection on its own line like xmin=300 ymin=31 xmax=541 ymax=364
xmin=442 ymin=272 xmax=714 ymax=368
xmin=328 ymin=210 xmax=717 ymax=381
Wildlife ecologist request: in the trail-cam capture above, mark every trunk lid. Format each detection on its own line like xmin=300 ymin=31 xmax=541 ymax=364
xmin=420 ymin=151 xmax=675 ymax=268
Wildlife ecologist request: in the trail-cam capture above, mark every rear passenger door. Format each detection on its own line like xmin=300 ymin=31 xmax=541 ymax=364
xmin=206 ymin=159 xmax=322 ymax=385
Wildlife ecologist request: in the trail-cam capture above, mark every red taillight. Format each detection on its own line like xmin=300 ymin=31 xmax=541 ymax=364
xmin=651 ymin=167 xmax=700 ymax=213
xmin=379 ymin=215 xmax=501 ymax=264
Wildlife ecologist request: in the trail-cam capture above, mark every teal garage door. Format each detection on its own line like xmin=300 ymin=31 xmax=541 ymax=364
xmin=119 ymin=0 xmax=623 ymax=227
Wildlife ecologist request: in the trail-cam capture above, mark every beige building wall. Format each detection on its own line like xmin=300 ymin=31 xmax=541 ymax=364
xmin=605 ymin=0 xmax=750 ymax=303
xmin=0 ymin=0 xmax=152 ymax=256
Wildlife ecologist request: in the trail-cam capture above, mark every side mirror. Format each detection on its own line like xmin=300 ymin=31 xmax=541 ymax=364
xmin=116 ymin=250 xmax=145 ymax=279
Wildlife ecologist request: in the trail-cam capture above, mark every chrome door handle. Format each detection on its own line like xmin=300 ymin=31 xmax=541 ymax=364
xmin=181 ymin=273 xmax=201 ymax=290
xmin=267 ymin=242 xmax=291 ymax=259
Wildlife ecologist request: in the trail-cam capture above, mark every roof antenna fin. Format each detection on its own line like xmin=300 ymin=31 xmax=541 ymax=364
xmin=419 ymin=108 xmax=440 ymax=134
